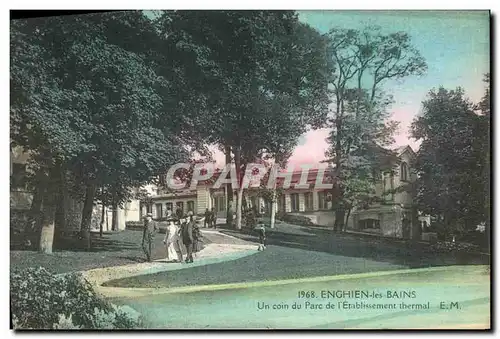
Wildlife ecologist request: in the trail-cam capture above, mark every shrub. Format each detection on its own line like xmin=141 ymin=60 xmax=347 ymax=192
xmin=278 ymin=213 xmax=315 ymax=226
xmin=427 ymin=241 xmax=479 ymax=254
xmin=243 ymin=209 xmax=257 ymax=229
xmin=10 ymin=267 xmax=141 ymax=330
xmin=125 ymin=221 xmax=143 ymax=230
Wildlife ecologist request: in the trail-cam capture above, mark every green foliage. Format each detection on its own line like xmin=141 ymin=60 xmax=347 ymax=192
xmin=10 ymin=267 xmax=141 ymax=329
xmin=153 ymin=11 xmax=331 ymax=228
xmin=243 ymin=209 xmax=258 ymax=228
xmin=11 ymin=12 xmax=211 ymax=247
xmin=410 ymin=84 xmax=490 ymax=238
xmin=277 ymin=213 xmax=315 ymax=226
xmin=125 ymin=221 xmax=144 ymax=230
xmin=323 ymin=26 xmax=427 ymax=227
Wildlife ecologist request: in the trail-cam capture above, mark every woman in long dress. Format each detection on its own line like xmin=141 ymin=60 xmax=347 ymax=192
xmin=164 ymin=218 xmax=183 ymax=263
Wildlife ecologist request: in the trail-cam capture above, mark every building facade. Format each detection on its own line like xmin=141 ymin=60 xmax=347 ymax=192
xmin=349 ymin=145 xmax=419 ymax=238
xmin=134 ymin=146 xmax=422 ymax=240
xmin=11 ymin=144 xmax=423 ymax=239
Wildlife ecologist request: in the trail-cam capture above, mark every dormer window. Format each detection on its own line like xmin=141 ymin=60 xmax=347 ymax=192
xmin=400 ymin=162 xmax=409 ymax=182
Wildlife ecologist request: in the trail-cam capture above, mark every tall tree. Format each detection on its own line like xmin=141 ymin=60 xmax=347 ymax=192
xmin=156 ymin=11 xmax=330 ymax=229
xmin=324 ymin=26 xmax=427 ymax=231
xmin=10 ymin=11 xmax=202 ymax=251
xmin=411 ymin=86 xmax=488 ymax=240
xmin=476 ymin=74 xmax=490 ymax=249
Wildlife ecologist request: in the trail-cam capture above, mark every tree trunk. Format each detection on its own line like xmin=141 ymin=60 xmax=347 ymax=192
xmin=234 ymin=147 xmax=243 ymax=230
xmin=344 ymin=207 xmax=351 ymax=232
xmin=106 ymin=208 xmax=109 ymax=231
xmin=27 ymin=182 xmax=44 ymax=248
xmin=334 ymin=97 xmax=345 ymax=233
xmin=236 ymin=187 xmax=244 ymax=230
xmin=39 ymin=198 xmax=56 ymax=254
xmin=80 ymin=183 xmax=96 ymax=250
xmin=53 ymin=168 xmax=67 ymax=248
xmin=100 ymin=203 xmax=105 ymax=237
xmin=38 ymin=166 xmax=60 ymax=254
xmin=111 ymin=202 xmax=118 ymax=231
xmin=334 ymin=208 xmax=345 ymax=232
xmin=270 ymin=192 xmax=276 ymax=229
xmin=224 ymin=144 xmax=234 ymax=225
xmin=242 ymin=193 xmax=248 ymax=213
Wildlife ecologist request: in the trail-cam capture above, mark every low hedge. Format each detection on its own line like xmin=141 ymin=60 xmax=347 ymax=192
xmin=125 ymin=221 xmax=143 ymax=230
xmin=277 ymin=213 xmax=315 ymax=226
xmin=11 ymin=267 xmax=141 ymax=330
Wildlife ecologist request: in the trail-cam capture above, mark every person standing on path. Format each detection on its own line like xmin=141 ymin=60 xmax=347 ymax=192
xmin=204 ymin=208 xmax=210 ymax=228
xmin=163 ymin=216 xmax=183 ymax=263
xmin=181 ymin=215 xmax=195 ymax=263
xmin=255 ymin=221 xmax=267 ymax=251
xmin=191 ymin=215 xmax=203 ymax=258
xmin=142 ymin=213 xmax=158 ymax=262
xmin=210 ymin=207 xmax=216 ymax=229
xmin=175 ymin=207 xmax=183 ymax=224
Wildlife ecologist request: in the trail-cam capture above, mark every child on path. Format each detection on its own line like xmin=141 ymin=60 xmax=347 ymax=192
xmin=255 ymin=221 xmax=267 ymax=251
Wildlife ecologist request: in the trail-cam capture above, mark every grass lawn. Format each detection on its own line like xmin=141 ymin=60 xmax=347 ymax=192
xmin=10 ymin=230 xmax=213 ymax=274
xmin=110 ymin=265 xmax=490 ymax=329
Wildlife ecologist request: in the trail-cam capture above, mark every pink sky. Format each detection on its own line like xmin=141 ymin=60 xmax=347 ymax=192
xmin=210 ymin=109 xmax=422 ymax=168
xmin=286 ymin=108 xmax=420 ymax=167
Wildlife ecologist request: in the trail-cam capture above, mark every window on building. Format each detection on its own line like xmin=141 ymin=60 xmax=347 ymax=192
xmin=264 ymin=200 xmax=272 ymax=215
xmin=166 ymin=202 xmax=173 ymax=214
xmin=250 ymin=196 xmax=257 ymax=210
xmin=359 ymin=219 xmax=380 ymax=230
xmin=304 ymin=192 xmax=313 ymax=211
xmin=155 ymin=203 xmax=163 ymax=218
xmin=279 ymin=194 xmax=285 ymax=212
xmin=383 ymin=172 xmax=393 ymax=201
xmin=187 ymin=200 xmax=195 ymax=213
xmin=176 ymin=201 xmax=184 ymax=214
xmin=400 ymin=162 xmax=409 ymax=182
xmin=215 ymin=195 xmax=226 ymax=212
xmin=318 ymin=192 xmax=328 ymax=210
xmin=146 ymin=204 xmax=153 ymax=213
xmin=290 ymin=193 xmax=299 ymax=212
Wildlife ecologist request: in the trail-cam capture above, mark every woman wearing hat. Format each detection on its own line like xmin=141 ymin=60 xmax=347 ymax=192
xmin=163 ymin=216 xmax=183 ymax=263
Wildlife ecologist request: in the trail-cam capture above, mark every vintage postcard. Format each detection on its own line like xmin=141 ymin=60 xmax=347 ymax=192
xmin=10 ymin=9 xmax=490 ymax=330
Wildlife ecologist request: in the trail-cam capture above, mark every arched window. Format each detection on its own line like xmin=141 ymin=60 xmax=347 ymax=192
xmin=400 ymin=162 xmax=409 ymax=182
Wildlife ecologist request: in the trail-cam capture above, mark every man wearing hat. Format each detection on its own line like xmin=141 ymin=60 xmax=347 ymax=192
xmin=180 ymin=214 xmax=195 ymax=263
xmin=142 ymin=213 xmax=158 ymax=262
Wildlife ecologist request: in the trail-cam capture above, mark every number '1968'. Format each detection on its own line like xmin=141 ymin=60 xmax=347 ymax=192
xmin=298 ymin=291 xmax=316 ymax=298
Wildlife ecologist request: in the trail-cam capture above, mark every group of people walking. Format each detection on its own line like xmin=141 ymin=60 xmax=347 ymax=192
xmin=142 ymin=211 xmax=202 ymax=263
xmin=203 ymin=208 xmax=217 ymax=229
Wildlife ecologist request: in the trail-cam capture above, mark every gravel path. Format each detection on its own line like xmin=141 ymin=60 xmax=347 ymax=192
xmin=10 ymin=229 xmax=248 ymax=274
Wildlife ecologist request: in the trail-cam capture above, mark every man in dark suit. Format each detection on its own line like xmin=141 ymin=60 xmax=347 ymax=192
xmin=181 ymin=215 xmax=195 ymax=263
xmin=210 ymin=207 xmax=216 ymax=229
xmin=175 ymin=207 xmax=183 ymax=224
xmin=142 ymin=213 xmax=158 ymax=262
xmin=204 ymin=208 xmax=210 ymax=228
